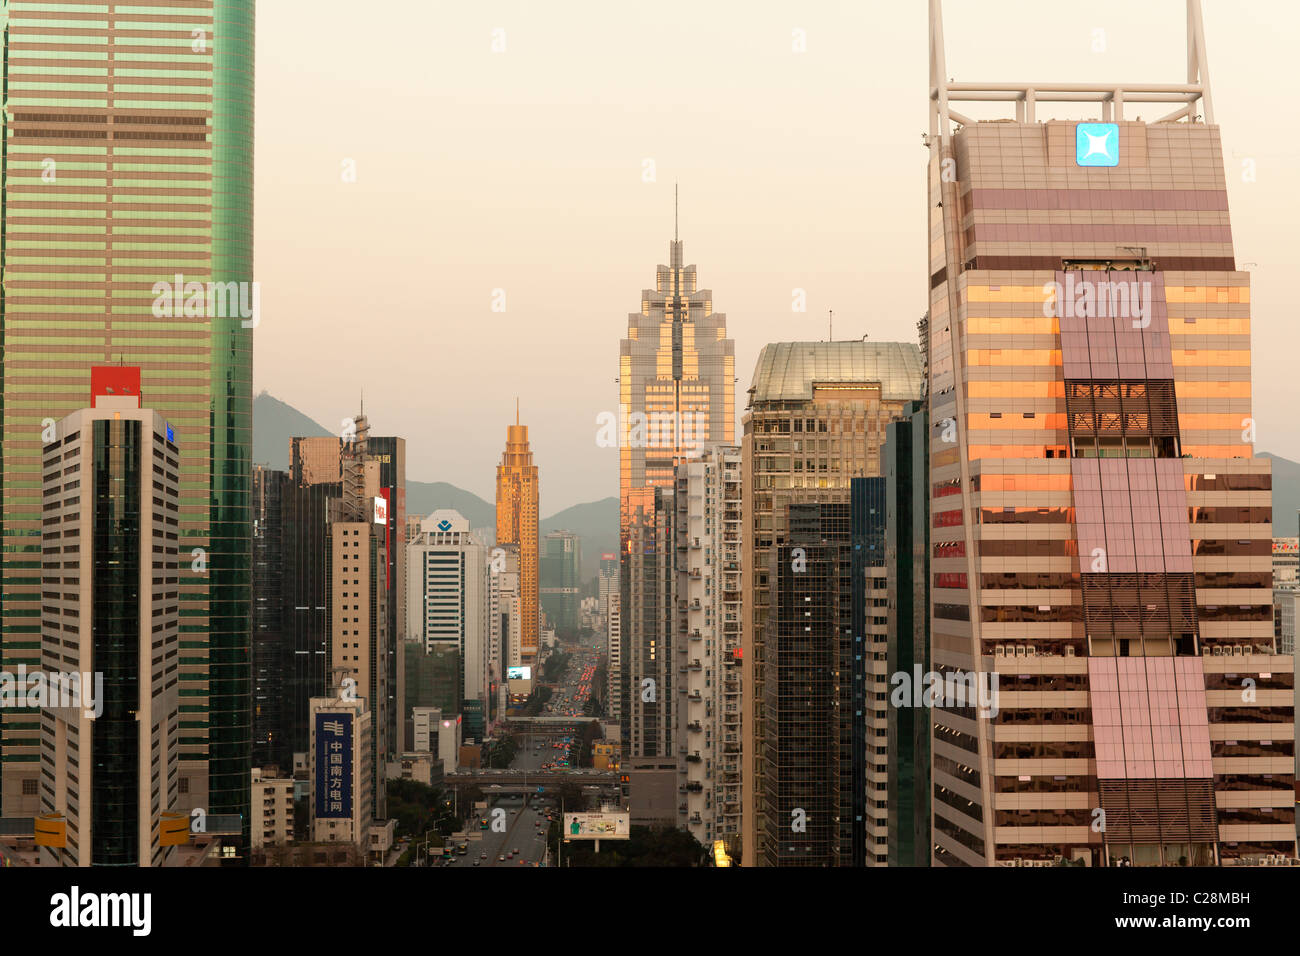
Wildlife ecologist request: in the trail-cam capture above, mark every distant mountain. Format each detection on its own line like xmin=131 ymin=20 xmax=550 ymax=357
xmin=252 ymin=390 xmax=332 ymax=470
xmin=254 ymin=392 xmax=616 ymax=574
xmin=542 ymin=497 xmax=618 ymax=580
xmin=1260 ymin=453 xmax=1300 ymax=537
xmin=406 ymin=482 xmax=494 ymax=529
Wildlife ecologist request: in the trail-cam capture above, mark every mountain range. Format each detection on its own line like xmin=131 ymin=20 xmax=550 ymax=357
xmin=254 ymin=392 xmax=1300 ymax=580
xmin=253 ymin=391 xmax=617 ymax=577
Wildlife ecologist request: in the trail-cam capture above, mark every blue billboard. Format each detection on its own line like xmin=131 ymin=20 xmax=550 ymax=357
xmin=315 ymin=711 xmax=353 ymax=819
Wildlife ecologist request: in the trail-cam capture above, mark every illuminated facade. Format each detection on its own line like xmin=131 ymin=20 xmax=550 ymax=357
xmin=0 ymin=1 xmax=254 ymax=855
xmin=618 ymin=232 xmax=734 ymax=761
xmin=926 ymin=0 xmax=1294 ymax=866
xmin=495 ymin=414 xmax=539 ymax=662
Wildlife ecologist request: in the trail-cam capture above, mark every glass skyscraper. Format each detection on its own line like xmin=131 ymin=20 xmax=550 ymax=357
xmin=618 ymin=231 xmax=734 ymax=763
xmin=0 ymin=0 xmax=254 ymax=857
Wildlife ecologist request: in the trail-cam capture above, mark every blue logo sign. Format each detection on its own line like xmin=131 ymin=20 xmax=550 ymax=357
xmin=437 ymin=519 xmax=452 ymax=532
xmin=315 ymin=711 xmax=353 ymax=819
xmin=1075 ymin=123 xmax=1118 ymax=167
xmin=165 ymin=423 xmax=174 ymax=443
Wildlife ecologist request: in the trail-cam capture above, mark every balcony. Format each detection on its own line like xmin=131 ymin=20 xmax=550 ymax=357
xmin=685 ymin=751 xmax=702 ymax=764
xmin=687 ymin=691 xmax=702 ymax=702
xmin=689 ymin=814 xmax=703 ymax=825
xmin=687 ymin=721 xmax=702 ymax=732
xmin=685 ymin=782 xmax=703 ymax=793
xmin=690 ymin=538 xmax=701 ymax=549
xmin=689 ymin=568 xmax=702 ymax=579
xmin=690 ymin=628 xmax=702 ymax=640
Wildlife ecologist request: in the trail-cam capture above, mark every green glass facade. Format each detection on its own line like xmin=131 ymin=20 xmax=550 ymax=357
xmin=0 ymin=0 xmax=253 ymax=856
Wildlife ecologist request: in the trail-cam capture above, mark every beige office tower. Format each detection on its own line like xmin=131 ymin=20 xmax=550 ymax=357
xmin=488 ymin=543 xmax=522 ymax=718
xmin=619 ymin=226 xmax=735 ymax=764
xmin=39 ymin=377 xmax=180 ymax=866
xmin=674 ymin=446 xmax=743 ymax=850
xmin=740 ymin=342 xmax=923 ymax=866
xmin=327 ymin=414 xmax=389 ymax=822
xmin=607 ymin=593 xmax=623 ymax=724
xmin=309 ymin=695 xmax=373 ymax=846
xmin=496 ymin=412 xmax=539 ymax=663
xmin=925 ymin=0 xmax=1293 ymax=865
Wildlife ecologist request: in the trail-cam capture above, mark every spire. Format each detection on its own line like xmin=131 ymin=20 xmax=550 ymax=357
xmin=516 ymin=396 xmax=519 ymax=426
xmin=674 ymin=182 xmax=678 ymax=242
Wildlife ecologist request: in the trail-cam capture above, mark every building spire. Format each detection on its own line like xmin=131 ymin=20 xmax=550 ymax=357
xmin=516 ymin=396 xmax=519 ymax=426
xmin=674 ymin=182 xmax=678 ymax=242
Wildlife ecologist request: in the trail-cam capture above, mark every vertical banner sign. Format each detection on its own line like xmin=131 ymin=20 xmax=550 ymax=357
xmin=315 ymin=711 xmax=353 ymax=819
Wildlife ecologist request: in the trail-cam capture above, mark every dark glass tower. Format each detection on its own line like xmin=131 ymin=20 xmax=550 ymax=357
xmin=763 ymin=501 xmax=851 ymax=866
xmin=884 ymin=401 xmax=931 ymax=866
xmin=253 ymin=466 xmax=290 ymax=770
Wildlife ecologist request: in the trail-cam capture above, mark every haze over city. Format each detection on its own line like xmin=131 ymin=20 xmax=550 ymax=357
xmin=251 ymin=0 xmax=1300 ymax=510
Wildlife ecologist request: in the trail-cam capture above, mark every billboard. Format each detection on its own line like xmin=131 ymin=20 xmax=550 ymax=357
xmin=507 ymin=665 xmax=532 ymax=680
xmin=315 ymin=711 xmax=353 ymax=819
xmin=373 ymin=494 xmax=388 ymax=525
xmin=564 ymin=812 xmax=630 ymax=841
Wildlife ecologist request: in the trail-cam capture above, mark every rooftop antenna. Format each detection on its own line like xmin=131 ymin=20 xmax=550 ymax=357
xmin=674 ymin=183 xmax=678 ymax=242
xmin=516 ymin=396 xmax=519 ymax=426
xmin=828 ymin=310 xmax=833 ymax=342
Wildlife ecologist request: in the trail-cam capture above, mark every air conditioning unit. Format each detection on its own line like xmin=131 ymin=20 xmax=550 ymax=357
xmin=995 ymin=645 xmax=1007 ymax=657
xmin=1201 ymin=646 xmax=1211 ymax=656
xmin=1065 ymin=646 xmax=1076 ymax=658
xmin=1232 ymin=645 xmax=1245 ymax=656
xmin=1025 ymin=646 xmax=1037 ymax=658
xmin=1015 ymin=646 xmax=1027 ymax=658
xmin=1212 ymin=646 xmax=1224 ymax=656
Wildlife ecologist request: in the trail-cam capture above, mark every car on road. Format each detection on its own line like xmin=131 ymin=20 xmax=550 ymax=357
xmin=498 ymin=855 xmax=505 ymax=862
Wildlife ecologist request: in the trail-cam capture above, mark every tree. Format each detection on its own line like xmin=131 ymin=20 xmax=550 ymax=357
xmin=561 ymin=826 xmax=708 ymax=867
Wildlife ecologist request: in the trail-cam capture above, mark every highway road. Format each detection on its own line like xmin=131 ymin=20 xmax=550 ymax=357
xmin=443 ymin=794 xmax=552 ymax=868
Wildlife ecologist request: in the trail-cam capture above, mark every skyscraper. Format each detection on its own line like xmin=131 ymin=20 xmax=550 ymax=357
xmin=764 ymin=501 xmax=851 ymax=866
xmin=0 ymin=1 xmax=255 ymax=856
xmin=253 ymin=464 xmax=290 ymax=770
xmin=674 ymin=445 xmax=742 ymax=849
xmin=327 ymin=414 xmax=389 ymax=822
xmin=884 ymin=400 xmax=931 ymax=867
xmin=541 ymin=530 xmax=581 ymax=634
xmin=38 ymin=372 xmax=180 ymax=866
xmin=598 ymin=552 xmax=618 ymax=626
xmin=619 ymin=222 xmax=735 ymax=766
xmin=621 ymin=487 xmax=675 ymax=758
xmin=925 ymin=0 xmax=1293 ymax=866
xmin=740 ymin=341 xmax=923 ymax=865
xmin=366 ymin=436 xmax=406 ymax=774
xmin=284 ymin=437 xmax=342 ymax=763
xmin=406 ymin=510 xmax=489 ymax=721
xmin=496 ymin=411 xmax=539 ymax=663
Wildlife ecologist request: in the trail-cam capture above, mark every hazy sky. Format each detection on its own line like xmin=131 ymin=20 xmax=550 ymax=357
xmin=252 ymin=0 xmax=1300 ymax=513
